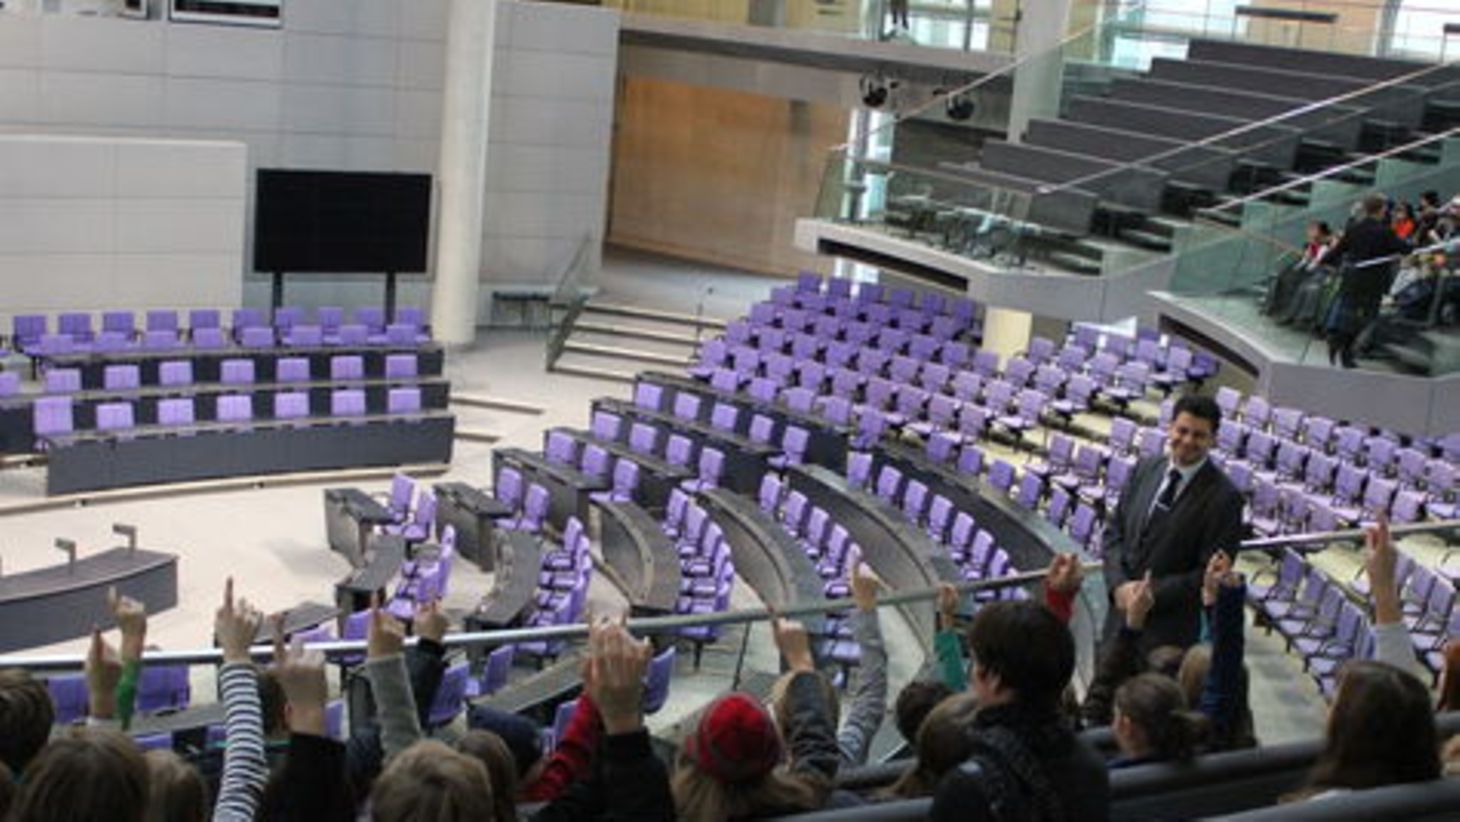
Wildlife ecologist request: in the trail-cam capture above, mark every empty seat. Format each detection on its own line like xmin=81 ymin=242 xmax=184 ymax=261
xmin=273 ymin=392 xmax=310 ymax=420
xmin=385 ymin=354 xmax=418 ymax=379
xmin=221 ymin=359 xmax=256 ymax=385
xmin=158 ymin=360 xmax=193 ymax=387
xmin=276 ymin=357 xmax=311 ymax=383
xmin=330 ymin=355 xmax=365 ymax=381
xmin=96 ymin=401 xmax=135 ymax=432
xmin=157 ymin=397 xmax=195 ymax=427
xmin=103 ymin=364 xmax=140 ymax=391
xmin=331 ymin=389 xmax=366 ymax=417
xmin=388 ymin=387 xmax=422 ymax=414
xmin=216 ymin=394 xmax=254 ymax=424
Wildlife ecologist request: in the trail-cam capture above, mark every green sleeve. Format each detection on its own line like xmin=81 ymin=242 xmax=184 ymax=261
xmin=116 ymin=659 xmax=142 ymax=731
xmin=934 ymin=629 xmax=967 ymax=692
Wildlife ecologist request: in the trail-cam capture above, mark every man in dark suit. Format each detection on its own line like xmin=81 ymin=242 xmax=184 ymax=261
xmin=1101 ymin=394 xmax=1245 ymax=652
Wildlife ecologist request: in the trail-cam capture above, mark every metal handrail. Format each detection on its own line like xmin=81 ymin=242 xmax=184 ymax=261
xmin=1240 ymin=518 xmax=1460 ymax=551
xmin=0 ymin=566 xmax=1086 ymax=672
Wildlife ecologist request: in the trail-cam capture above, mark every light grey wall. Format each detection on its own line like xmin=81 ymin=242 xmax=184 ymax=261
xmin=0 ymin=134 xmax=245 ymax=321
xmin=0 ymin=0 xmax=618 ymax=320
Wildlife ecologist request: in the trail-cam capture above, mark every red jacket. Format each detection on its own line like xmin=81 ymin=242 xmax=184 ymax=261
xmin=521 ymin=694 xmax=602 ymax=802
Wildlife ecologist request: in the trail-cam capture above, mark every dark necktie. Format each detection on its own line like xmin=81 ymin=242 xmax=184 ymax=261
xmin=1142 ymin=468 xmax=1184 ymax=540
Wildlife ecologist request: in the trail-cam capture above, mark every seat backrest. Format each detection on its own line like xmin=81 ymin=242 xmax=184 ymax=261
xmin=216 ymin=393 xmax=253 ymax=422
xmin=158 ymin=398 xmax=195 ymax=426
xmin=96 ymin=401 xmax=135 ymax=431
xmin=332 ymin=389 xmax=366 ymax=416
xmin=274 ymin=391 xmax=310 ymax=419
xmin=277 ymin=357 xmax=311 ymax=383
xmin=388 ymin=387 xmax=422 ymax=414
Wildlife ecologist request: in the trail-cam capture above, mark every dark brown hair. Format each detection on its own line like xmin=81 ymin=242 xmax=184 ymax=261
xmin=886 ymin=693 xmax=979 ymax=798
xmin=0 ymin=668 xmax=55 ymax=774
xmin=9 ymin=727 xmax=149 ymax=822
xmin=968 ymin=601 xmax=1074 ymax=710
xmin=454 ymin=730 xmax=520 ymax=821
xmin=1437 ymin=639 xmax=1460 ymax=712
xmin=1301 ymin=661 xmax=1440 ymax=796
xmin=895 ymin=680 xmax=955 ymax=744
xmin=1115 ymin=673 xmax=1208 ymax=761
xmin=370 ymin=739 xmax=497 ymax=822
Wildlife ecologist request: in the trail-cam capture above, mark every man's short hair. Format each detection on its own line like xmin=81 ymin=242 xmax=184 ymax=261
xmin=894 ymin=680 xmax=956 ymax=744
xmin=968 ymin=601 xmax=1074 ymax=709
xmin=0 ymin=668 xmax=55 ymax=773
xmin=1172 ymin=394 xmax=1221 ymax=432
xmin=1362 ymin=192 xmax=1387 ymax=216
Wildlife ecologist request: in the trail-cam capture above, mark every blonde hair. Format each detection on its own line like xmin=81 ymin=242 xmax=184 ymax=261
xmin=885 ymin=693 xmax=979 ymax=799
xmin=454 ymin=730 xmax=519 ymax=822
xmin=371 ymin=740 xmax=497 ymax=822
xmin=671 ymin=755 xmax=826 ymax=822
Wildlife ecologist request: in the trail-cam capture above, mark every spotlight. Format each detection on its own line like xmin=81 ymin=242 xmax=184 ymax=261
xmin=945 ymin=92 xmax=976 ymax=121
xmin=860 ymin=74 xmax=891 ymax=108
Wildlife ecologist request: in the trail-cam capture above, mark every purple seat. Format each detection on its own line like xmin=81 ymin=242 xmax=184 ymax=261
xmin=385 ymin=354 xmax=418 ymax=379
xmin=274 ymin=391 xmax=310 ymax=420
xmin=427 ymin=662 xmax=471 ymax=728
xmin=681 ymin=448 xmax=724 ymax=493
xmin=240 ymin=326 xmax=275 ymax=348
xmin=157 ymin=397 xmax=195 ymax=427
xmin=221 ymin=359 xmax=255 ymax=385
xmin=318 ymin=307 xmax=345 ymax=340
xmin=384 ymin=323 xmax=416 ymax=346
xmin=590 ymin=410 xmax=622 ymax=441
xmin=287 ymin=324 xmax=323 ymax=347
xmin=709 ymin=402 xmax=739 ymax=432
xmin=276 ymin=357 xmax=311 ymax=383
xmin=495 ymin=466 xmax=524 ymax=508
xmin=989 ymin=460 xmax=1017 ymax=493
xmin=273 ymin=306 xmax=305 ymax=332
xmin=136 ymin=328 xmax=175 ymax=351
xmin=664 ymin=434 xmax=693 ymax=470
xmin=503 ymin=484 xmax=549 ymax=533
xmin=58 ymin=312 xmax=94 ymax=343
xmin=544 ymin=430 xmax=578 ymax=466
xmin=216 ymin=394 xmax=253 ymax=424
xmin=44 ymin=368 xmax=82 ymax=393
xmin=96 ymin=401 xmax=135 ymax=432
xmin=141 ymin=309 xmax=175 ymax=337
xmin=136 ymin=664 xmax=191 ymax=714
xmin=33 ymin=395 xmax=75 ymax=447
xmin=389 ymin=489 xmax=438 ymax=542
xmin=93 ymin=331 xmax=131 ymax=353
xmin=12 ymin=314 xmax=48 ymax=350
xmin=472 ymin=644 xmax=515 ymax=697
xmin=627 ymin=422 xmax=660 ymax=455
xmin=758 ymin=473 xmax=784 ymax=513
xmin=103 ymin=364 xmax=141 ymax=391
xmin=37 ymin=333 xmax=77 ymax=357
xmin=338 ymin=324 xmax=368 ymax=346
xmin=192 ymin=327 xmax=226 ymax=349
xmin=187 ymin=308 xmax=220 ymax=334
xmin=580 ymin=444 xmax=612 ymax=479
xmin=331 ymin=388 xmax=366 ymax=417
xmin=592 ymin=459 xmax=640 ymax=504
xmin=0 ymin=371 xmax=18 ymax=397
xmin=330 ymin=355 xmax=365 ymax=381
xmin=769 ymin=426 xmax=809 ymax=469
xmin=388 ymin=387 xmax=422 ymax=414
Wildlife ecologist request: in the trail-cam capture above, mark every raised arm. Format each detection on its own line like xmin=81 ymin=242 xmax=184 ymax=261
xmin=213 ymin=578 xmax=270 ymax=822
xmin=1365 ymin=518 xmax=1422 ymax=677
xmin=108 ymin=587 xmax=148 ymax=731
xmin=934 ymin=583 xmax=968 ymax=692
xmin=838 ymin=562 xmax=888 ymax=767
xmin=363 ymin=596 xmax=423 ymax=762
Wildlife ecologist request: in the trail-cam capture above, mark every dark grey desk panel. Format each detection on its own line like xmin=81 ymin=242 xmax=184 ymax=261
xmin=591 ymin=397 xmax=774 ymax=495
xmin=335 ymin=536 xmax=407 ymax=614
xmin=45 ymin=414 xmax=455 ymax=495
xmin=472 ymin=652 xmax=584 ymax=716
xmin=253 ymin=602 xmax=341 ymax=643
xmin=434 ymin=482 xmax=513 ymax=570
xmin=559 ymin=428 xmax=693 ymax=514
xmin=699 ymin=488 xmax=828 ymax=639
xmin=42 ymin=344 xmax=445 ymax=390
xmin=469 ymin=532 xmax=543 ymax=630
xmin=593 ymin=499 xmax=681 ymax=616
xmin=0 ymin=548 xmax=178 ymax=652
xmin=636 ymin=371 xmax=851 ymax=473
xmin=492 ymin=447 xmax=607 ymax=532
xmin=324 ymin=488 xmax=396 ymax=567
xmin=786 ymin=464 xmax=961 ymax=643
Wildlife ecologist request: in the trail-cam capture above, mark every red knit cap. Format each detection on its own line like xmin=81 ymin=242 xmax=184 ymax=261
xmin=683 ymin=692 xmax=783 ymax=784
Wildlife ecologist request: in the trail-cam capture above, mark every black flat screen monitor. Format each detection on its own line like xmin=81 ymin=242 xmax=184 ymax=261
xmin=254 ymin=170 xmax=431 ymax=274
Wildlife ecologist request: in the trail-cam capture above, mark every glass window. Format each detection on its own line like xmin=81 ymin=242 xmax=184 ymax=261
xmin=1389 ymin=1 xmax=1460 ymax=59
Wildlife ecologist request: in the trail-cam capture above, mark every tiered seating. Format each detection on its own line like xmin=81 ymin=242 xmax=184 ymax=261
xmin=514 ymin=516 xmax=592 ymax=667
xmin=661 ymin=490 xmax=735 ymax=667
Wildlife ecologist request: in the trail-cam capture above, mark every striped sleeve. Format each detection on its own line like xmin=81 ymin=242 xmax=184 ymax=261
xmin=213 ymin=661 xmax=271 ymax=822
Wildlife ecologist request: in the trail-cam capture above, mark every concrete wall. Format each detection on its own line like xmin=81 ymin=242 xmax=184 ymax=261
xmin=0 ymin=134 xmax=245 ymax=320
xmin=0 ymin=0 xmax=617 ymax=319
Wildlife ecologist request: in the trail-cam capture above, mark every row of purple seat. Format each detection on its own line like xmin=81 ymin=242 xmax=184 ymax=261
xmin=32 ymin=386 xmax=426 ymax=441
xmin=25 ymin=321 xmax=428 ymax=359
xmin=22 ymin=353 xmax=422 ymax=396
xmin=11 ymin=305 xmax=427 ymax=350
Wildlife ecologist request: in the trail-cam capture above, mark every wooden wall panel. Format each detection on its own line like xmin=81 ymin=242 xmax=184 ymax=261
xmin=608 ymin=76 xmax=847 ymax=276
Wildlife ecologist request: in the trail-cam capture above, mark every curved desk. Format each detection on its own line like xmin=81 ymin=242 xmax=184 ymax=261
xmin=433 ymin=482 xmax=514 ymax=570
xmin=872 ymin=440 xmax=1101 ymax=686
xmin=592 ymin=499 xmax=681 ymax=617
xmin=333 ymin=534 xmax=406 ymax=614
xmin=635 ymin=371 xmax=851 ymax=473
xmin=492 ymin=447 xmax=608 ymax=531
xmin=468 ymin=531 xmax=543 ymax=631
xmin=785 ymin=464 xmax=965 ymax=644
xmin=0 ymin=547 xmax=178 ymax=652
xmin=698 ymin=488 xmax=828 ymax=639
xmin=591 ymin=397 xmax=775 ymax=495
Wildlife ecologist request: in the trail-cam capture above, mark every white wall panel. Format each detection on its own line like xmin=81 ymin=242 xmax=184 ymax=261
xmin=397 ymin=0 xmax=450 ymax=41
xmin=165 ymin=26 xmax=283 ymax=82
xmin=0 ymin=200 xmax=113 ymax=254
xmin=42 ymin=72 xmax=165 ymax=127
xmin=0 ymin=69 xmax=42 ymax=123
xmin=41 ymin=15 xmax=165 ymax=74
xmin=396 ymin=40 xmax=446 ymax=90
xmin=163 ymin=78 xmax=281 ymax=131
xmin=394 ymin=89 xmax=442 ymax=140
xmin=116 ymin=140 xmax=247 ymax=198
xmin=283 ymin=32 xmax=398 ymax=87
xmin=115 ymin=200 xmax=245 ymax=254
xmin=0 ymin=137 xmax=114 ymax=197
xmin=0 ymin=15 xmax=43 ymax=69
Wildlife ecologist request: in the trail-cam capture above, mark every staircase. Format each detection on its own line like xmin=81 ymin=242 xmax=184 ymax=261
xmin=548 ymin=299 xmax=727 ymax=383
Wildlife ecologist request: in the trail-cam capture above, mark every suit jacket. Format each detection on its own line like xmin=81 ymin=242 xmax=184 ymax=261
xmin=1101 ymin=456 xmax=1246 ymax=651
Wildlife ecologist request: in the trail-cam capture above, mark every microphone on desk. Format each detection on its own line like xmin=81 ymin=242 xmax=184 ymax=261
xmin=56 ymin=538 xmax=77 ymax=573
xmin=113 ymin=523 xmax=138 ymax=555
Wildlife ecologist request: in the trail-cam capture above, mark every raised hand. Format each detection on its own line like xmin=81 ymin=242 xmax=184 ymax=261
xmin=413 ymin=599 xmax=450 ymax=644
xmin=274 ymin=635 xmax=329 ymax=736
xmin=850 ymin=562 xmax=882 ymax=613
xmin=108 ymin=586 xmax=147 ymax=662
xmin=937 ymin=582 xmax=961 ymax=629
xmin=1125 ymin=571 xmax=1155 ymax=631
xmin=368 ymin=594 xmax=406 ymax=659
xmin=586 ymin=616 xmax=652 ymax=735
xmin=1202 ymin=551 xmax=1232 ymax=607
xmin=1364 ymin=515 xmax=1402 ymax=625
xmin=1045 ymin=553 xmax=1084 ymax=595
xmin=215 ymin=577 xmax=263 ymax=665
xmin=85 ymin=627 xmax=122 ymax=719
xmin=773 ymin=617 xmax=815 ymax=673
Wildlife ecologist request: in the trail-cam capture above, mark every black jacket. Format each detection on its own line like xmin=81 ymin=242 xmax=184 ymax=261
xmin=1331 ymin=217 xmax=1409 ymax=306
xmin=1101 ymin=458 xmax=1245 ymax=652
xmin=530 ymin=729 xmax=675 ymax=821
xmin=930 ymin=703 xmax=1109 ymax=821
